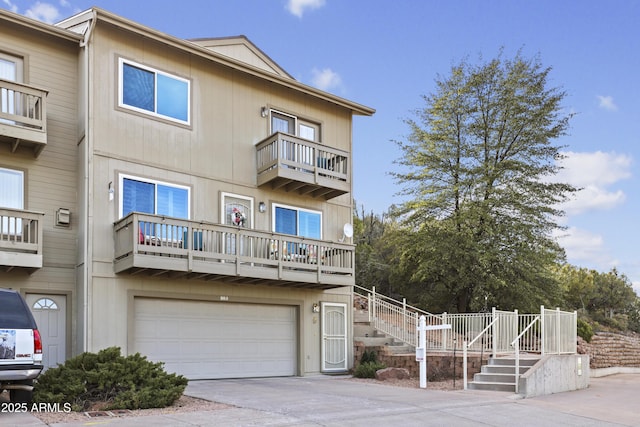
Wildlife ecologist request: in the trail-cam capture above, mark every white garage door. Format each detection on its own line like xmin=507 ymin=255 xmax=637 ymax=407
xmin=133 ymin=298 xmax=297 ymax=379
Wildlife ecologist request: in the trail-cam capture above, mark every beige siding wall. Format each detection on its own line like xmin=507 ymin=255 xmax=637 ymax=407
xmin=85 ymin=23 xmax=355 ymax=373
xmin=0 ymin=22 xmax=79 ymax=356
xmin=88 ymin=276 xmax=351 ymax=374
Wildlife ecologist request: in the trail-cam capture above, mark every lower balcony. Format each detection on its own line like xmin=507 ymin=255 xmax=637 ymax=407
xmin=114 ymin=213 xmax=355 ymax=289
xmin=0 ymin=208 xmax=44 ymax=272
xmin=256 ymin=132 xmax=350 ymax=200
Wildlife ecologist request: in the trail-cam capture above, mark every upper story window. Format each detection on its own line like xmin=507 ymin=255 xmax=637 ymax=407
xmin=0 ymin=167 xmax=24 ymax=210
xmin=119 ymin=174 xmax=190 ymax=219
xmin=0 ymin=167 xmax=24 ymax=234
xmin=0 ymin=52 xmax=23 ymax=83
xmin=270 ymin=110 xmax=320 ymax=142
xmin=272 ymin=203 xmax=321 ymax=239
xmin=0 ymin=52 xmax=23 ymax=121
xmin=118 ymin=58 xmax=190 ymax=125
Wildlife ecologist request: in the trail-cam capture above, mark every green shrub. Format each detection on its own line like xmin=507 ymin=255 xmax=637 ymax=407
xmin=353 ymin=361 xmax=386 ymax=378
xmin=360 ymin=349 xmax=378 ymax=364
xmin=577 ymin=318 xmax=594 ymax=343
xmin=33 ymin=347 xmax=187 ymax=411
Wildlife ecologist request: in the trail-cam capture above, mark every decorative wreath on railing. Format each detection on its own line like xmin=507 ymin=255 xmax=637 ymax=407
xmin=232 ymin=207 xmax=246 ymax=227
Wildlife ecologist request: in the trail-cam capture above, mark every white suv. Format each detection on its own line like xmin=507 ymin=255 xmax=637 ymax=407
xmin=0 ymin=288 xmax=43 ymax=402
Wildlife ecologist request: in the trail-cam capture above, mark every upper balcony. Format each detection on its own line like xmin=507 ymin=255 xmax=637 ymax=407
xmin=0 ymin=208 xmax=44 ymax=272
xmin=256 ymin=132 xmax=350 ymax=200
xmin=0 ymin=79 xmax=48 ymax=157
xmin=114 ymin=212 xmax=355 ymax=289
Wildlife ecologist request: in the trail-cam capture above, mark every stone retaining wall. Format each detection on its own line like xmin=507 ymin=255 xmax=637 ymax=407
xmin=354 ymin=341 xmax=488 ymax=379
xmin=578 ymin=331 xmax=640 ymax=369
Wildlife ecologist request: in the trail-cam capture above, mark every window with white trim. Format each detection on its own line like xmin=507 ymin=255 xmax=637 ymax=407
xmin=119 ymin=174 xmax=190 ymax=219
xmin=270 ymin=110 xmax=320 ymax=142
xmin=118 ymin=58 xmax=190 ymax=125
xmin=272 ymin=203 xmax=321 ymax=239
xmin=0 ymin=167 xmax=24 ymax=235
xmin=0 ymin=52 xmax=23 ymax=124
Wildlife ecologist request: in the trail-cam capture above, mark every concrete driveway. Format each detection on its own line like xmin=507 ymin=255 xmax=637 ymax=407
xmin=185 ymin=374 xmax=640 ymax=426
xmin=3 ymin=374 xmax=639 ymax=426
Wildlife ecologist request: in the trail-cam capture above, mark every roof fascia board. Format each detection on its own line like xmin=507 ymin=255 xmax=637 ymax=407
xmin=92 ymin=8 xmax=375 ymax=116
xmin=0 ymin=8 xmax=83 ymax=42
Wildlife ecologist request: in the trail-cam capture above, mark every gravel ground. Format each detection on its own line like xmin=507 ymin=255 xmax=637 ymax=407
xmin=6 ymin=377 xmax=461 ymax=425
xmin=0 ymin=393 xmax=230 ymax=425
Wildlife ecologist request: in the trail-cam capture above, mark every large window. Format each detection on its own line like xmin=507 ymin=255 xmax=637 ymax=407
xmin=273 ymin=204 xmax=321 ymax=239
xmin=119 ymin=174 xmax=190 ymax=219
xmin=118 ymin=58 xmax=190 ymax=125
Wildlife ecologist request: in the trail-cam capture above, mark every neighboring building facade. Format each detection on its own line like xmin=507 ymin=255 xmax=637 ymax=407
xmin=0 ymin=7 xmax=374 ymax=379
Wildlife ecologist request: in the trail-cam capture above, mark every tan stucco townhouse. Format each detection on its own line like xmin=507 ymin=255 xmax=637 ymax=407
xmin=0 ymin=7 xmax=374 ymax=379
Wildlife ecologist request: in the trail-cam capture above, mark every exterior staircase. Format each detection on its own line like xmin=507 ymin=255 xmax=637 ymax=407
xmin=354 ymin=308 xmax=415 ymax=355
xmin=467 ymin=356 xmax=539 ymax=392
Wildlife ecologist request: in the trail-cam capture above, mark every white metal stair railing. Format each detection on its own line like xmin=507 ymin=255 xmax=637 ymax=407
xmin=354 ymin=285 xmax=579 ymax=393
xmin=354 ymin=285 xmax=440 ymax=348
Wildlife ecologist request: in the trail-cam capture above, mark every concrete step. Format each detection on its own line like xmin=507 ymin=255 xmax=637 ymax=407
xmin=481 ymin=364 xmax=530 ymax=375
xmin=467 ymin=381 xmax=515 ymax=392
xmin=386 ymin=344 xmax=415 ymax=355
xmin=473 ymin=372 xmax=517 ymax=383
xmin=354 ymin=310 xmax=370 ymax=323
xmin=489 ymin=357 xmax=539 ymax=367
xmin=356 ymin=336 xmax=396 ymax=347
xmin=354 ymin=324 xmax=377 ymax=337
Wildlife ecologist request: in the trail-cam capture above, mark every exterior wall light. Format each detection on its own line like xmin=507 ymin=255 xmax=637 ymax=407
xmin=258 ymin=201 xmax=266 ymax=213
xmin=260 ymin=106 xmax=268 ymax=118
xmin=312 ymin=303 xmax=320 ymax=313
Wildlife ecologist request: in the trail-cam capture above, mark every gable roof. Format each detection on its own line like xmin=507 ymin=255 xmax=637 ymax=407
xmin=56 ymin=7 xmax=375 ymax=116
xmin=189 ymin=36 xmax=294 ymax=80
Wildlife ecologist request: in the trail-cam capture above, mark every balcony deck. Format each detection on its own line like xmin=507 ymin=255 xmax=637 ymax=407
xmin=114 ymin=213 xmax=355 ymax=289
xmin=0 ymin=79 xmax=48 ymax=157
xmin=0 ymin=208 xmax=44 ymax=272
xmin=256 ymin=132 xmax=350 ymax=200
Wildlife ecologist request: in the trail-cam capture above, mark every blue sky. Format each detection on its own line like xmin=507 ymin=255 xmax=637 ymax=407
xmin=4 ymin=0 xmax=640 ymax=291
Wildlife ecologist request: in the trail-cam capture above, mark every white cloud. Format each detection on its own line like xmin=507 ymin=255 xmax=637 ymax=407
xmin=25 ymin=1 xmax=61 ymax=24
xmin=311 ymin=67 xmax=342 ymax=92
xmin=3 ymin=0 xmax=18 ymax=13
xmin=555 ymin=151 xmax=632 ymax=215
xmin=597 ymin=95 xmax=618 ymax=111
xmin=286 ymin=0 xmax=326 ymax=18
xmin=554 ymin=227 xmax=616 ymax=268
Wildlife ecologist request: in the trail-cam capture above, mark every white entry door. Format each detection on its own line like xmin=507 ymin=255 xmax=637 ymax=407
xmin=27 ymin=294 xmax=66 ymax=370
xmin=321 ymin=302 xmax=347 ymax=372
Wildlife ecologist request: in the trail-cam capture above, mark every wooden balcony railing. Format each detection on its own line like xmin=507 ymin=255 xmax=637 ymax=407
xmin=256 ymin=132 xmax=350 ymax=200
xmin=0 ymin=79 xmax=48 ymax=157
xmin=0 ymin=208 xmax=44 ymax=271
xmin=114 ymin=212 xmax=355 ymax=289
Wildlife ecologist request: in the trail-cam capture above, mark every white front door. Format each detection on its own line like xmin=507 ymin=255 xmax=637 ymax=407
xmin=27 ymin=294 xmax=66 ymax=370
xmin=321 ymin=302 xmax=347 ymax=372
